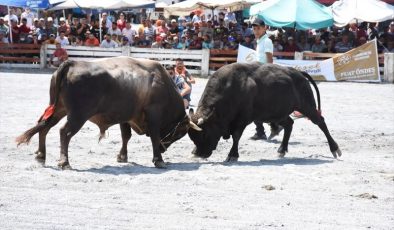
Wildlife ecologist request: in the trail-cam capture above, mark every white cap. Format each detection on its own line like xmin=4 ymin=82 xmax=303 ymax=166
xmin=47 ymin=17 xmax=53 ymax=22
xmin=59 ymin=17 xmax=65 ymax=22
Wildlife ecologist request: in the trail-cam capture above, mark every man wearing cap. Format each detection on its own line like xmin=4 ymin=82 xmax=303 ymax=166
xmin=46 ymin=17 xmax=58 ymax=38
xmin=57 ymin=17 xmax=70 ymax=36
xmin=250 ymin=17 xmax=282 ymax=140
xmin=31 ymin=18 xmax=39 ymax=31
xmin=44 ymin=34 xmax=57 ymax=45
xmin=169 ymin=19 xmax=180 ymax=37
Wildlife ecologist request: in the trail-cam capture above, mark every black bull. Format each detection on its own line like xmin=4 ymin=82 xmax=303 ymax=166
xmin=188 ymin=62 xmax=342 ymax=161
xmin=16 ymin=57 xmax=201 ymax=169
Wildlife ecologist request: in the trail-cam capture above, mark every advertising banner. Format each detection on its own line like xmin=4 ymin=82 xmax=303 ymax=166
xmin=237 ymin=40 xmax=380 ymax=82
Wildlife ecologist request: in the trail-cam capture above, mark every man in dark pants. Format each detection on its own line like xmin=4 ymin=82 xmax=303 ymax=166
xmin=250 ymin=17 xmax=282 ymax=140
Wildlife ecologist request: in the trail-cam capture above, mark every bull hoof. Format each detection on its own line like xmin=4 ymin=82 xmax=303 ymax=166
xmin=58 ymin=161 xmax=72 ymax=170
xmin=332 ymin=147 xmax=342 ymax=158
xmin=225 ymin=156 xmax=238 ymax=162
xmin=35 ymin=151 xmax=46 ymax=164
xmin=277 ymin=146 xmax=287 ymax=158
xmin=268 ymin=126 xmax=283 ymax=140
xmin=117 ymin=154 xmax=128 ymax=163
xmin=154 ymin=160 xmax=167 ymax=169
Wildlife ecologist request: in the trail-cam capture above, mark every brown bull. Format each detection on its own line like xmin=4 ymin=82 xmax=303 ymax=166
xmin=16 ymin=57 xmax=200 ymax=169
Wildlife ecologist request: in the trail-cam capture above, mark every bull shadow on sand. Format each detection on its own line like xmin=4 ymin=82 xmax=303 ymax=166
xmin=71 ymin=156 xmax=334 ymax=176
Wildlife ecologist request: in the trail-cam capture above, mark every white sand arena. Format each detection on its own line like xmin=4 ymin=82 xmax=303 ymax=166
xmin=0 ymin=70 xmax=393 ymax=229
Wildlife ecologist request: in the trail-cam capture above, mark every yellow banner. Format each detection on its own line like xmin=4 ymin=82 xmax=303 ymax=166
xmin=333 ymin=40 xmax=380 ymax=81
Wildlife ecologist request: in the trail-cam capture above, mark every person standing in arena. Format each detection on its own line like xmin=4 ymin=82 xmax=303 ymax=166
xmin=250 ymin=17 xmax=282 ymax=141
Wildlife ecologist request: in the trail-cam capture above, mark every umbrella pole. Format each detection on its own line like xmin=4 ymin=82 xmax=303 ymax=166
xmin=99 ymin=10 xmax=102 ymax=43
xmin=8 ymin=5 xmax=13 ymax=43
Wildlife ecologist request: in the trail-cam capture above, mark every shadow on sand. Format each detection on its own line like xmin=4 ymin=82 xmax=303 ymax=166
xmin=69 ymin=156 xmax=334 ymax=176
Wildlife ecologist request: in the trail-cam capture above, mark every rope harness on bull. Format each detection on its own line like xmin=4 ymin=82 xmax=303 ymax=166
xmin=159 ymin=114 xmax=187 ymax=151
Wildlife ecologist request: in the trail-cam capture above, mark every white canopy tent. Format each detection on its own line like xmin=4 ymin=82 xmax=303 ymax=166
xmin=163 ymin=0 xmax=260 ymax=17
xmin=331 ymin=0 xmax=394 ymax=27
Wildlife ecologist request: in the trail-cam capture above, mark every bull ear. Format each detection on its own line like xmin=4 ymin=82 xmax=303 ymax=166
xmin=189 ymin=121 xmax=202 ymax=131
xmin=189 ymin=108 xmax=194 ymax=116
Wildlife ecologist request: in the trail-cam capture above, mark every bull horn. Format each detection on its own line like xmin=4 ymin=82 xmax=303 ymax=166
xmin=197 ymin=118 xmax=204 ymax=126
xmin=189 ymin=121 xmax=202 ymax=131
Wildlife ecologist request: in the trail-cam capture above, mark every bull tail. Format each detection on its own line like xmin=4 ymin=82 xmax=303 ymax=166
xmin=16 ymin=61 xmax=73 ymax=146
xmin=16 ymin=120 xmax=47 ymax=146
xmin=301 ymin=71 xmax=321 ymax=114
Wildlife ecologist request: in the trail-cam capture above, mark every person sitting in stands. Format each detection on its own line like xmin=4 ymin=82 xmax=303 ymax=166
xmin=335 ymin=34 xmax=353 ymax=53
xmin=44 ymin=34 xmax=57 ymax=45
xmin=55 ymin=31 xmax=70 ymax=46
xmin=84 ymin=31 xmax=99 ymax=47
xmin=100 ymin=34 xmax=118 ymax=48
xmin=0 ymin=31 xmax=9 ymax=43
xmin=50 ymin=43 xmax=68 ymax=67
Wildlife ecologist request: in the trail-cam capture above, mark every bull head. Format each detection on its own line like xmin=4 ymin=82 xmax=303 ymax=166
xmin=187 ymin=108 xmax=219 ymax=158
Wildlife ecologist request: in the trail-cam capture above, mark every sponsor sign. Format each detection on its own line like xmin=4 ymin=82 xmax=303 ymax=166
xmin=237 ymin=40 xmax=380 ymax=82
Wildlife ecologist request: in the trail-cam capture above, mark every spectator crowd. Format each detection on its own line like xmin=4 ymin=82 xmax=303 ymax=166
xmin=0 ymin=7 xmax=394 ymax=53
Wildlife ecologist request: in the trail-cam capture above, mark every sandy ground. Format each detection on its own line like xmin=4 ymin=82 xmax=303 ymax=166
xmin=0 ymin=70 xmax=393 ymax=230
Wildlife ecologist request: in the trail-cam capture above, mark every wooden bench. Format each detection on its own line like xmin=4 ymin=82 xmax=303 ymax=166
xmin=0 ymin=44 xmax=41 ymax=66
xmin=209 ymin=49 xmax=238 ymax=70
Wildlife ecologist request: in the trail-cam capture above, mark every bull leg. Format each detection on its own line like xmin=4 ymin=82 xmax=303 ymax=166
xmin=146 ymin=112 xmax=166 ymax=169
xmin=35 ymin=113 xmax=66 ymax=163
xmin=225 ymin=126 xmax=246 ymax=162
xmin=277 ymin=117 xmax=294 ymax=157
xmin=117 ymin=123 xmax=131 ymax=163
xmin=58 ymin=115 xmax=86 ymax=169
xmin=307 ymin=112 xmax=341 ymax=158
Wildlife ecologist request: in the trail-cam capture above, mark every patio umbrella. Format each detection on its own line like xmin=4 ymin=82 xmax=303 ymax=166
xmin=0 ymin=0 xmax=54 ymax=42
xmin=249 ymin=0 xmax=333 ymax=30
xmin=0 ymin=0 xmax=52 ymax=8
xmin=49 ymin=0 xmax=155 ymax=10
xmin=163 ymin=0 xmax=260 ymax=17
xmin=48 ymin=0 xmax=155 ymax=42
xmin=331 ymin=0 xmax=394 ymax=27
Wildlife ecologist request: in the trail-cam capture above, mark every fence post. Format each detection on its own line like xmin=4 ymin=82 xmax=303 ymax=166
xmin=383 ymin=53 xmax=394 ymax=83
xmin=121 ymin=46 xmax=130 ymax=56
xmin=40 ymin=44 xmax=47 ymax=69
xmin=201 ymin=49 xmax=210 ymax=78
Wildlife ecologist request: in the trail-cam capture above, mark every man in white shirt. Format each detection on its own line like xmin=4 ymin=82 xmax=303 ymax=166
xmin=5 ymin=8 xmax=18 ymax=24
xmin=55 ymin=31 xmax=70 ymax=46
xmin=122 ymin=22 xmax=136 ymax=45
xmin=101 ymin=12 xmax=112 ymax=30
xmin=250 ymin=17 xmax=282 ymax=140
xmin=107 ymin=22 xmax=122 ymax=36
xmin=21 ymin=8 xmax=35 ymax=27
xmin=100 ymin=34 xmax=118 ymax=48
